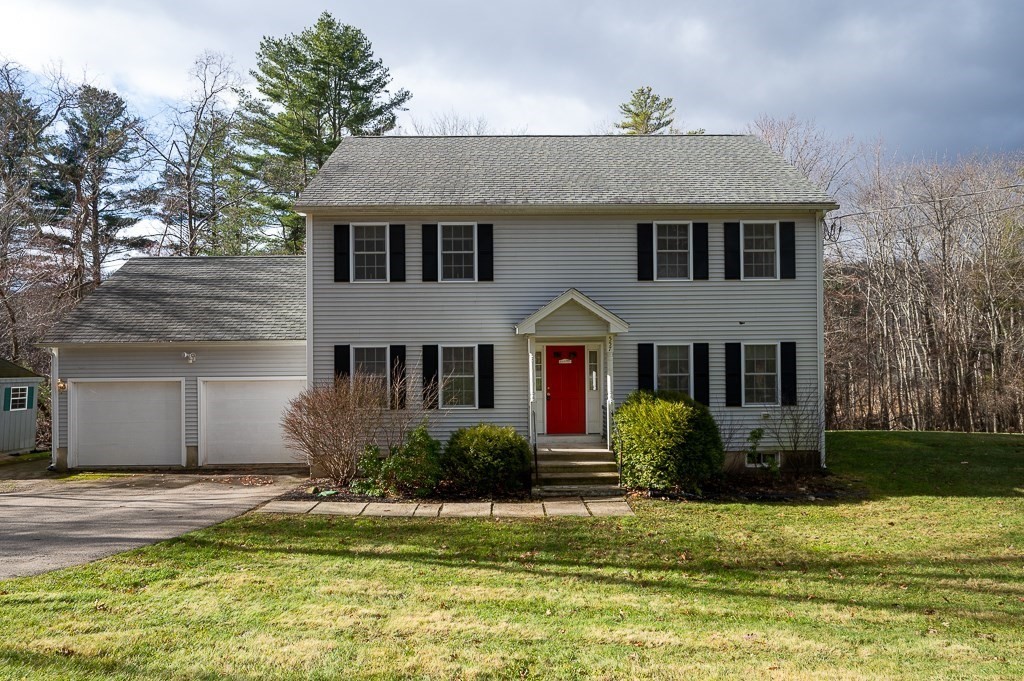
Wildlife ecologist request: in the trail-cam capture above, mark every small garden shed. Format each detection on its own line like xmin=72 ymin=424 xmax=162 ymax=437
xmin=1 ymin=358 xmax=44 ymax=455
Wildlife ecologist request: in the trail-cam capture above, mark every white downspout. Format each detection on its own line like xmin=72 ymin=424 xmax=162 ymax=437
xmin=50 ymin=347 xmax=59 ymax=466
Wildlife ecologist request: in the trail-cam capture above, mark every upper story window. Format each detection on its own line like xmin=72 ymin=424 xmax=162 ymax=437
xmin=353 ymin=224 xmax=388 ymax=281
xmin=655 ymin=222 xmax=690 ymax=280
xmin=442 ymin=345 xmax=476 ymax=407
xmin=656 ymin=345 xmax=691 ymax=395
xmin=9 ymin=386 xmax=28 ymax=411
xmin=742 ymin=222 xmax=778 ymax=279
xmin=743 ymin=343 xmax=779 ymax=405
xmin=441 ymin=223 xmax=476 ymax=281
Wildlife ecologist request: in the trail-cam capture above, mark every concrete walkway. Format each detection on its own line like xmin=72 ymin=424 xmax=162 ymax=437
xmin=255 ymin=497 xmax=634 ymax=518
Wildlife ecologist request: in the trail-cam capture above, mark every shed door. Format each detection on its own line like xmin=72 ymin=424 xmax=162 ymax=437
xmin=73 ymin=381 xmax=183 ymax=467
xmin=202 ymin=379 xmax=305 ymax=465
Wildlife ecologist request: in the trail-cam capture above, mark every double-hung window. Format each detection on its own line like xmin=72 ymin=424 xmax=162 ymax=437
xmin=655 ymin=223 xmax=690 ymax=279
xmin=656 ymin=345 xmax=691 ymax=395
xmin=352 ymin=224 xmax=388 ymax=281
xmin=743 ymin=343 xmax=779 ymax=405
xmin=441 ymin=345 xmax=476 ymax=407
xmin=742 ymin=222 xmax=778 ymax=279
xmin=441 ymin=223 xmax=476 ymax=281
xmin=353 ymin=346 xmax=389 ymax=387
xmin=9 ymin=386 xmax=28 ymax=411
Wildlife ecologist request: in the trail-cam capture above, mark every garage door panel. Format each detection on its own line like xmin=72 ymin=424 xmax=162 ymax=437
xmin=203 ymin=379 xmax=304 ymax=465
xmin=74 ymin=381 xmax=183 ymax=467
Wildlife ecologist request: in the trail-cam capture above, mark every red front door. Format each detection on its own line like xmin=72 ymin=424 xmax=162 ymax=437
xmin=545 ymin=345 xmax=586 ymax=434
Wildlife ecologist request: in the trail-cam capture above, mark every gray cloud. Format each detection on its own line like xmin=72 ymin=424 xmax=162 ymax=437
xmin=3 ymin=0 xmax=1021 ymax=157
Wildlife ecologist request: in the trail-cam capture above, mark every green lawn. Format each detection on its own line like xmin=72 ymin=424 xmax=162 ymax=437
xmin=1 ymin=431 xmax=1022 ymax=680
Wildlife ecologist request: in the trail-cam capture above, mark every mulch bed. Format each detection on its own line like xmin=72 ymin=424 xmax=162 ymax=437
xmin=279 ymin=478 xmax=531 ymax=504
xmin=640 ymin=471 xmax=868 ymax=503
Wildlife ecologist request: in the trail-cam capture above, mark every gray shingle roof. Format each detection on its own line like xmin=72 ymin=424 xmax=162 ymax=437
xmin=296 ymin=135 xmax=837 ymax=209
xmin=43 ymin=257 xmax=305 ymax=344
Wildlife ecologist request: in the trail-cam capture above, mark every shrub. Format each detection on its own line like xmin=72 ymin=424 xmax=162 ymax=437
xmin=439 ymin=424 xmax=532 ymax=497
xmin=612 ymin=390 xmax=724 ymax=493
xmin=354 ymin=423 xmax=442 ymax=497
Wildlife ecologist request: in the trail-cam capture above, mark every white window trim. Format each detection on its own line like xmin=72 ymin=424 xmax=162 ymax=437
xmin=653 ymin=221 xmax=693 ymax=281
xmin=351 ymin=345 xmax=391 ymax=392
xmin=654 ymin=343 xmax=693 ymax=396
xmin=350 ymin=223 xmax=390 ymax=283
xmin=741 ymin=342 xmax=781 ymax=407
xmin=439 ymin=222 xmax=478 ymax=283
xmin=745 ymin=451 xmax=781 ymax=468
xmin=439 ymin=343 xmax=479 ymax=409
xmin=739 ymin=221 xmax=781 ymax=281
xmin=9 ymin=385 xmax=29 ymax=411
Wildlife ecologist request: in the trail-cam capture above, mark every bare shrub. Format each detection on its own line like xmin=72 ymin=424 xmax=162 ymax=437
xmin=280 ymin=366 xmax=445 ymax=486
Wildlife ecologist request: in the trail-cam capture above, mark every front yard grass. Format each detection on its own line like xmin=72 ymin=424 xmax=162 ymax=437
xmin=1 ymin=431 xmax=1022 ymax=679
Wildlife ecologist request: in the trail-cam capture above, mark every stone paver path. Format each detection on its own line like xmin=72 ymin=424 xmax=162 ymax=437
xmin=256 ymin=498 xmax=633 ymax=518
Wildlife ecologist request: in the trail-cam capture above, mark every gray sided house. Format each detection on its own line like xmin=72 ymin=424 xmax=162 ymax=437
xmin=1 ymin=358 xmax=44 ymax=455
xmin=42 ymin=257 xmax=306 ymax=470
xmin=296 ymin=135 xmax=837 ymax=472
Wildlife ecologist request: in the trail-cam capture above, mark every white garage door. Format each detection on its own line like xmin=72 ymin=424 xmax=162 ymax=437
xmin=201 ymin=379 xmax=305 ymax=465
xmin=73 ymin=381 xmax=183 ymax=467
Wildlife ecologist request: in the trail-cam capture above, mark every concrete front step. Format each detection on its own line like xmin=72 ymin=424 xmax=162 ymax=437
xmin=533 ymin=484 xmax=624 ymax=498
xmin=536 ymin=451 xmax=616 ymax=463
xmin=536 ymin=461 xmax=618 ymax=474
xmin=534 ymin=471 xmax=620 ymax=486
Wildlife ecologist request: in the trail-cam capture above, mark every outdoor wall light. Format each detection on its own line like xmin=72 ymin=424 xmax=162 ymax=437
xmin=182 ymin=352 xmax=197 ymax=364
xmin=56 ymin=379 xmax=67 ymax=392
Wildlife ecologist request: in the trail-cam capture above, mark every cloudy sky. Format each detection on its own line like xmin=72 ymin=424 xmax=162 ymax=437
xmin=2 ymin=0 xmax=1021 ymax=158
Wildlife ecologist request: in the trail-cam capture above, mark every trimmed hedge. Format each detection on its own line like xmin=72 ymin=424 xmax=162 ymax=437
xmin=439 ymin=424 xmax=532 ymax=497
xmin=612 ymin=390 xmax=724 ymax=492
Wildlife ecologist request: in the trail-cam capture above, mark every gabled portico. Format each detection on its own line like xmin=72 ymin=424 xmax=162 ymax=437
xmin=515 ymin=289 xmax=629 ymax=447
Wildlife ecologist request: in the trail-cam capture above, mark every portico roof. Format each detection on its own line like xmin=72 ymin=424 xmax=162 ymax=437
xmin=514 ymin=289 xmax=629 ymax=335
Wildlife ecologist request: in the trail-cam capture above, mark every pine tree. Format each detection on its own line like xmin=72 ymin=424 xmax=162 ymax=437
xmin=615 ymin=86 xmax=677 ymax=135
xmin=241 ymin=12 xmax=412 ymax=252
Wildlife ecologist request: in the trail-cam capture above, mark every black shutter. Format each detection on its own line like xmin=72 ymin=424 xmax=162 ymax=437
xmin=692 ymin=223 xmax=708 ymax=280
xmin=389 ymin=225 xmax=406 ymax=282
xmin=422 ymin=344 xmax=439 ymax=408
xmin=725 ymin=342 xmax=742 ymax=406
xmin=780 ymin=221 xmax=796 ymax=279
xmin=477 ymin=224 xmax=493 ymax=281
xmin=638 ymin=343 xmax=655 ymax=391
xmin=781 ymin=342 xmax=797 ymax=405
xmin=724 ymin=223 xmax=741 ymax=280
xmin=333 ymin=225 xmax=350 ymax=282
xmin=478 ymin=344 xmax=494 ymax=408
xmin=27 ymin=386 xmax=35 ymax=409
xmin=390 ymin=345 xmax=407 ymax=409
xmin=637 ymin=223 xmax=654 ymax=281
xmin=334 ymin=344 xmax=351 ymax=379
xmin=422 ymin=225 xmax=438 ymax=282
xmin=693 ymin=343 xmax=710 ymax=405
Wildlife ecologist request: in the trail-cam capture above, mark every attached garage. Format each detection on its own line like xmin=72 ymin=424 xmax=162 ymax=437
xmin=71 ymin=380 xmax=184 ymax=467
xmin=44 ymin=256 xmax=308 ymax=470
xmin=200 ymin=378 xmax=305 ymax=465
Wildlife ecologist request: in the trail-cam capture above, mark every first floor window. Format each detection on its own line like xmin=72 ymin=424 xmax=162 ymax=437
xmin=588 ymin=350 xmax=599 ymax=391
xmin=534 ymin=351 xmax=543 ymax=393
xmin=656 ymin=223 xmax=690 ymax=279
xmin=743 ymin=222 xmax=778 ymax=279
xmin=9 ymin=386 xmax=28 ymax=411
xmin=353 ymin=224 xmax=387 ymax=281
xmin=657 ymin=345 xmax=690 ymax=394
xmin=353 ymin=347 xmax=388 ymax=384
xmin=744 ymin=344 xmax=778 ymax=404
xmin=441 ymin=224 xmax=476 ymax=281
xmin=442 ymin=346 xmax=476 ymax=407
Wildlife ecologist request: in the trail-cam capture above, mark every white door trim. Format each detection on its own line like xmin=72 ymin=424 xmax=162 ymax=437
xmin=68 ymin=378 xmax=186 ymax=468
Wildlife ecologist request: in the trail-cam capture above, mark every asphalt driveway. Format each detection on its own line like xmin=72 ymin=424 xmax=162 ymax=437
xmin=0 ymin=460 xmax=304 ymax=579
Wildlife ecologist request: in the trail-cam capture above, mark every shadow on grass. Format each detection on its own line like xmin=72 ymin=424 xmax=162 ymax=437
xmin=827 ymin=430 xmax=1024 ymax=498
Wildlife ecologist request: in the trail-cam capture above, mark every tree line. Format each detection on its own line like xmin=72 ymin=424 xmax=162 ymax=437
xmin=753 ymin=116 xmax=1024 ymax=432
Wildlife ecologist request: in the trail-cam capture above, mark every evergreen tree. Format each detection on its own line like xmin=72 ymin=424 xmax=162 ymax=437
xmin=42 ymin=85 xmax=152 ymax=298
xmin=240 ymin=12 xmax=412 ymax=252
xmin=615 ymin=86 xmax=677 ymax=135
